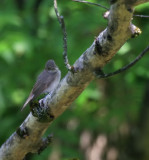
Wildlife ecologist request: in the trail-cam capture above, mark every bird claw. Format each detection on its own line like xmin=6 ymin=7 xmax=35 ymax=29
xmin=31 ymin=103 xmax=54 ymax=123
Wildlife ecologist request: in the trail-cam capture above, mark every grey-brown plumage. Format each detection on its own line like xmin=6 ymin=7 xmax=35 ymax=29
xmin=21 ymin=60 xmax=61 ymax=111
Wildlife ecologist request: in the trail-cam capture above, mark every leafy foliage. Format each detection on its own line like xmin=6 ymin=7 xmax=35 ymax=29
xmin=0 ymin=0 xmax=149 ymax=160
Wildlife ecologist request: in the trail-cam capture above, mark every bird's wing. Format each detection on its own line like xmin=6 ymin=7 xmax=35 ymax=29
xmin=21 ymin=92 xmax=34 ymax=111
xmin=21 ymin=70 xmax=58 ymax=111
xmin=32 ymin=70 xmax=58 ymax=97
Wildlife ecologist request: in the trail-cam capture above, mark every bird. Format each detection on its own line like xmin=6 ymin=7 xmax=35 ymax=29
xmin=21 ymin=60 xmax=61 ymax=111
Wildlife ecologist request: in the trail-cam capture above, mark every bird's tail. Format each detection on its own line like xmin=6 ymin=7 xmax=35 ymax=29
xmin=21 ymin=94 xmax=34 ymax=111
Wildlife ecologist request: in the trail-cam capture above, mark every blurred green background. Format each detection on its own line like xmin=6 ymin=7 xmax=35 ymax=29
xmin=0 ymin=0 xmax=149 ymax=160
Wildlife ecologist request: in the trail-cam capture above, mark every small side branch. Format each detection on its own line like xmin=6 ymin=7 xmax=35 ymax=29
xmin=133 ymin=14 xmax=149 ymax=18
xmin=38 ymin=134 xmax=53 ymax=154
xmin=54 ymin=0 xmax=72 ymax=71
xmin=72 ymin=0 xmax=149 ymax=19
xmin=97 ymin=45 xmax=149 ymax=78
xmin=72 ymin=0 xmax=109 ymax=10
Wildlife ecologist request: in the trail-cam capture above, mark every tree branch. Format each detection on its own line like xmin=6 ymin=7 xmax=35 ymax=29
xmin=126 ymin=0 xmax=149 ymax=6
xmin=134 ymin=14 xmax=149 ymax=18
xmin=72 ymin=0 xmax=109 ymax=10
xmin=0 ymin=0 xmax=148 ymax=159
xmin=54 ymin=0 xmax=72 ymax=71
xmin=96 ymin=45 xmax=149 ymax=78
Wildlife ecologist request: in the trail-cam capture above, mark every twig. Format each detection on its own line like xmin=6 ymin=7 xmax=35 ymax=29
xmin=54 ymin=0 xmax=72 ymax=71
xmin=72 ymin=0 xmax=109 ymax=10
xmin=38 ymin=134 xmax=53 ymax=154
xmin=72 ymin=0 xmax=149 ymax=19
xmin=97 ymin=45 xmax=149 ymax=78
xmin=133 ymin=14 xmax=149 ymax=18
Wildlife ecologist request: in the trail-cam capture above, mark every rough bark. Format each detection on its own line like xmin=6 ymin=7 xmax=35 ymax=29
xmin=0 ymin=0 xmax=149 ymax=159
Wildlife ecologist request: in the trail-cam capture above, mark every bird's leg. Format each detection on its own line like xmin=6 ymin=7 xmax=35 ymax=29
xmin=16 ymin=126 xmax=29 ymax=139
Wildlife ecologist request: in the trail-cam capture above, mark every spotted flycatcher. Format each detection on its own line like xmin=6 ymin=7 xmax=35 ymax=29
xmin=21 ymin=60 xmax=61 ymax=111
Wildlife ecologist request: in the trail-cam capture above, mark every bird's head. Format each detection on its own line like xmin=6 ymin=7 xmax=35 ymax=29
xmin=45 ymin=60 xmax=57 ymax=71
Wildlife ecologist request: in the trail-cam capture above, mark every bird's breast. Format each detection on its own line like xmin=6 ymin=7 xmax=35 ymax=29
xmin=43 ymin=70 xmax=61 ymax=93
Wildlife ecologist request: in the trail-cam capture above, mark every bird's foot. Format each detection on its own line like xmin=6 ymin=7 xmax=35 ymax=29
xmin=31 ymin=100 xmax=54 ymax=123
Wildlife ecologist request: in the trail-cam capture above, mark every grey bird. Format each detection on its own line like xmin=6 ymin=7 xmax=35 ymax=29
xmin=21 ymin=60 xmax=61 ymax=111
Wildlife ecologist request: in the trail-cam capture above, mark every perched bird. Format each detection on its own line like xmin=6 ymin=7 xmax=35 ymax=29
xmin=21 ymin=60 xmax=61 ymax=111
